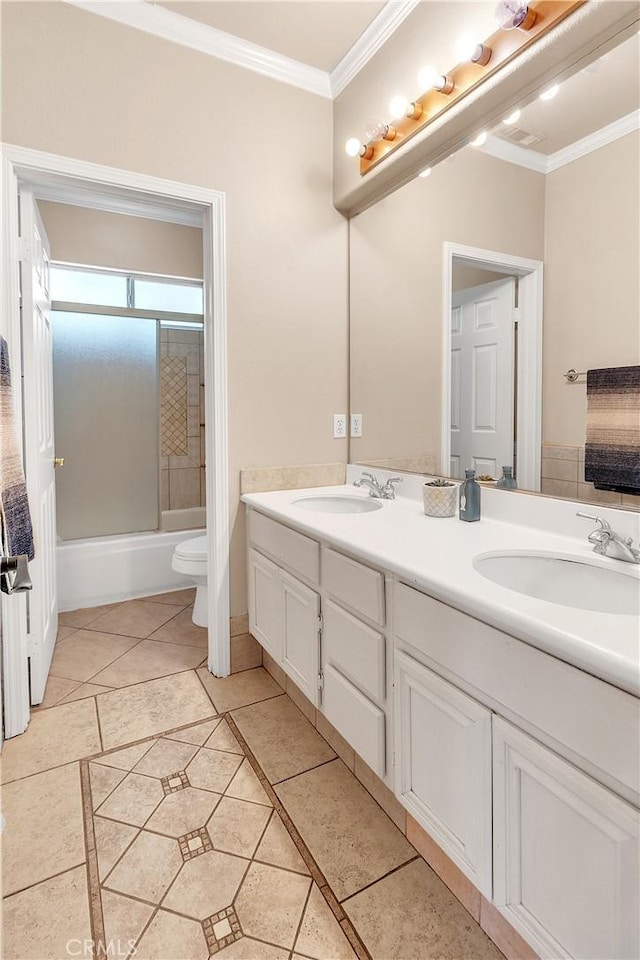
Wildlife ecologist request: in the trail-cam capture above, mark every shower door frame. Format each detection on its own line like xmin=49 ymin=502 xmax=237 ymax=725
xmin=1 ymin=143 xmax=230 ymax=737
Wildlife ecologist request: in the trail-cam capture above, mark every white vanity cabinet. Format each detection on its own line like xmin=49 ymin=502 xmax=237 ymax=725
xmin=246 ymin=508 xmax=391 ymax=777
xmin=394 ymin=579 xmax=640 ymax=960
xmin=395 ymin=650 xmax=493 ymax=897
xmin=493 ymin=718 xmax=640 ymax=960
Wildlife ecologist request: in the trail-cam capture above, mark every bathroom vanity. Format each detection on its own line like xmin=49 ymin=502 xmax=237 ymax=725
xmin=243 ymin=473 xmax=640 ymax=960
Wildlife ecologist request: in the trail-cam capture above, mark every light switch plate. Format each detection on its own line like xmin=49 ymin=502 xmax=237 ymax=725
xmin=333 ymin=414 xmax=347 ymax=439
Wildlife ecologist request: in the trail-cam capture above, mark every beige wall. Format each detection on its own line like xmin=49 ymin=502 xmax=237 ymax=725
xmin=38 ymin=202 xmax=203 ymax=278
xmin=543 ymin=132 xmax=640 ymax=447
xmin=349 ymin=149 xmax=545 ymax=467
xmin=2 ymin=1 xmax=348 ymax=616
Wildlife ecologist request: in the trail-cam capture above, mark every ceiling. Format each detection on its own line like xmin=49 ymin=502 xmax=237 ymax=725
xmin=152 ymin=0 xmax=386 ymax=71
xmin=494 ymin=32 xmax=640 ymax=155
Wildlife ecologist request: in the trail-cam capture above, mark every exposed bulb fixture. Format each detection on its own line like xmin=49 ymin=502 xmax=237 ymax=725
xmin=539 ymin=84 xmax=559 ymax=101
xmin=418 ymin=65 xmax=454 ymax=95
xmin=503 ymin=109 xmax=521 ymax=124
xmin=418 ymin=167 xmax=432 ymax=178
xmin=364 ymin=119 xmax=396 ymax=142
xmin=494 ymin=1 xmax=537 ymax=31
xmin=470 ymin=131 xmax=488 ymax=147
xmin=345 ymin=137 xmax=363 ymax=157
xmin=344 ymin=137 xmax=374 ymax=160
xmin=389 ymin=95 xmax=423 ymax=120
xmin=457 ymin=34 xmax=492 ymax=66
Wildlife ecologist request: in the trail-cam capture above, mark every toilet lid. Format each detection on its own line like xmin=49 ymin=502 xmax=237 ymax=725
xmin=175 ymin=536 xmax=208 ymax=562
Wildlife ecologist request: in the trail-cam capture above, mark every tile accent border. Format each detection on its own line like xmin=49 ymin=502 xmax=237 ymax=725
xmin=240 ymin=463 xmax=346 ymax=495
xmin=80 ymin=710 xmax=372 ymax=960
xmin=262 ymin=656 xmax=541 ymax=960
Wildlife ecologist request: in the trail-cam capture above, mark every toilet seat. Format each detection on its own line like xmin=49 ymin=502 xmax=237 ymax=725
xmin=174 ymin=536 xmax=207 ymax=563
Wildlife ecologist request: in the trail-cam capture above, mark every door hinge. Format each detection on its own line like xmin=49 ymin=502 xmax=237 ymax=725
xmin=317 ymin=613 xmax=323 ymax=634
xmin=317 ymin=671 xmax=324 ymax=691
xmin=513 ymin=307 xmax=521 ymax=325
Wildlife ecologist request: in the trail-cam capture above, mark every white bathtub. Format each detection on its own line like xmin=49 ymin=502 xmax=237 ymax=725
xmin=57 ymin=527 xmax=206 ymax=612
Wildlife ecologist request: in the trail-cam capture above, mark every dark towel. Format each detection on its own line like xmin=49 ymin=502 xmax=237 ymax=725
xmin=1 ymin=336 xmax=35 ymax=570
xmin=584 ymin=365 xmax=640 ymax=495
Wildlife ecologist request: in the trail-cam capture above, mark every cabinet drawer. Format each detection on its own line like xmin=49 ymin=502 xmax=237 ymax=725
xmin=322 ymin=664 xmax=385 ymax=776
xmin=249 ymin=510 xmax=319 ymax=585
xmin=322 ymin=546 xmax=385 ymax=625
xmin=323 ymin=600 xmax=385 ymax=702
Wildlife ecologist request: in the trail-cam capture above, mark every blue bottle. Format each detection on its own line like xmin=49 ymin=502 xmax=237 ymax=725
xmin=497 ymin=466 xmax=517 ymax=489
xmin=459 ymin=469 xmax=481 ymax=522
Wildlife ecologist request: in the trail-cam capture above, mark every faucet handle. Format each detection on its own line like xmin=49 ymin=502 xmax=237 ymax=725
xmin=576 ymin=511 xmax=611 ymax=532
xmin=383 ymin=477 xmax=403 ymax=499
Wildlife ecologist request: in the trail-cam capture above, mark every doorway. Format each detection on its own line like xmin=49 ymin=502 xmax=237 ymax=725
xmin=0 ymin=144 xmax=229 ymax=738
xmin=441 ymin=242 xmax=543 ymax=492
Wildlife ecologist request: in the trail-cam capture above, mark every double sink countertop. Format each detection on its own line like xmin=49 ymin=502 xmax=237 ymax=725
xmin=242 ymin=483 xmax=640 ymax=698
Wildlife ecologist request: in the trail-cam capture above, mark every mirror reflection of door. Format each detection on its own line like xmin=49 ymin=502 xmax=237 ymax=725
xmin=450 ymin=278 xmax=516 ymax=480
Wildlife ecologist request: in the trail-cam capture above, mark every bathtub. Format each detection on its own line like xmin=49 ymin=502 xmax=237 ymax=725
xmin=57 ymin=527 xmax=206 ymax=612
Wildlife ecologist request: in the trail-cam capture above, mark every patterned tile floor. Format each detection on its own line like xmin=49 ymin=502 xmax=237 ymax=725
xmin=1 ymin=592 xmax=503 ymax=960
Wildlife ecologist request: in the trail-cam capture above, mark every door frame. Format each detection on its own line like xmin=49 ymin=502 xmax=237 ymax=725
xmin=1 ymin=143 xmax=230 ymax=737
xmin=441 ymin=242 xmax=543 ymax=492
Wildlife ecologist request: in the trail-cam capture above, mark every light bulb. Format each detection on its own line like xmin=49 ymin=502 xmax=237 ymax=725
xmin=457 ymin=34 xmax=478 ymax=62
xmin=470 ymin=131 xmax=488 ymax=147
xmin=418 ymin=65 xmax=442 ymax=89
xmin=390 ymin=95 xmax=410 ymax=120
xmin=418 ymin=167 xmax=432 ymax=178
xmin=345 ymin=137 xmax=362 ymax=157
xmin=539 ymin=84 xmax=559 ymax=101
xmin=503 ymin=109 xmax=521 ymax=125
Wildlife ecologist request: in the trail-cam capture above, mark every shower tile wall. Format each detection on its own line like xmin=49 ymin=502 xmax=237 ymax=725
xmin=160 ymin=329 xmax=205 ymax=511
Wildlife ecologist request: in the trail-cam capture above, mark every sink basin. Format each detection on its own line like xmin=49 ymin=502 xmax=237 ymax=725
xmin=474 ymin=552 xmax=640 ymax=615
xmin=292 ymin=495 xmax=383 ymax=514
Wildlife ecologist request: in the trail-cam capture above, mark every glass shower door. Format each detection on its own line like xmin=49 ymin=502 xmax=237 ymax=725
xmin=52 ymin=311 xmax=159 ymax=540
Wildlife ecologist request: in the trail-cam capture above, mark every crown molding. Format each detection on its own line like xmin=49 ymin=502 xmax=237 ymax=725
xmin=479 ymin=134 xmax=549 ymax=173
xmin=330 ymin=0 xmax=421 ymax=98
xmin=65 ymin=1 xmax=332 ymax=98
xmin=546 ymin=108 xmax=640 ymax=171
xmin=481 ymin=109 xmax=640 ymax=175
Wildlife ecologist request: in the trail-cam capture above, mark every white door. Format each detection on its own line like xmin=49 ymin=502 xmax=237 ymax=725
xmin=280 ymin=569 xmax=320 ymax=705
xmin=395 ymin=651 xmax=493 ymax=897
xmin=248 ymin=548 xmax=281 ymax=661
xmin=19 ymin=188 xmax=58 ymax=705
xmin=493 ymin=717 xmax=640 ymax=960
xmin=450 ymin=278 xmax=515 ymax=480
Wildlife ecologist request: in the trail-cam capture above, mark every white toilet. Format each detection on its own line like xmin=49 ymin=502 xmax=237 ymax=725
xmin=171 ymin=536 xmax=208 ymax=627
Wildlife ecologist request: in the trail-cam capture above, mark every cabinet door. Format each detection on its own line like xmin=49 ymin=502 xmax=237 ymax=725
xmin=280 ymin=569 xmax=320 ymax=706
xmin=493 ymin=717 xmax=640 ymax=960
xmin=395 ymin=651 xmax=493 ymax=897
xmin=248 ymin=548 xmax=281 ymax=660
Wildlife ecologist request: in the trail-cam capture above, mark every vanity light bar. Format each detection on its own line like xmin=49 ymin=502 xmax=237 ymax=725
xmin=354 ymin=0 xmax=584 ymax=176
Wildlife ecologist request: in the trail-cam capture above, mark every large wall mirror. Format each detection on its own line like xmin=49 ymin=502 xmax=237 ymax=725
xmin=349 ymin=31 xmax=639 ymax=509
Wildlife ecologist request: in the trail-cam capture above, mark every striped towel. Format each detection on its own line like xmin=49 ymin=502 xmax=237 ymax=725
xmin=584 ymin=365 xmax=640 ymax=494
xmin=0 ymin=336 xmax=35 ymax=567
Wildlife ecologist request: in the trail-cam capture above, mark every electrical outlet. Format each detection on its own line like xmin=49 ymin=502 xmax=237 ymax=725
xmin=333 ymin=413 xmax=347 ymax=439
xmin=350 ymin=413 xmax=363 ymax=438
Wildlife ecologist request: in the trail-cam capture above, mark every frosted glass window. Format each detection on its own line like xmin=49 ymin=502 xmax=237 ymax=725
xmin=50 ymin=266 xmax=128 ymax=307
xmin=52 ymin=312 xmax=159 ymax=540
xmin=134 ymin=279 xmax=203 ymax=314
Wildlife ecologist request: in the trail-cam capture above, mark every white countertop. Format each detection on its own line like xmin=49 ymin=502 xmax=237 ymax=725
xmin=242 ymin=484 xmax=640 ymax=698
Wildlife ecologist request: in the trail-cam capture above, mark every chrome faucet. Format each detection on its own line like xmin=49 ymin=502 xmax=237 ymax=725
xmin=353 ymin=471 xmax=403 ymax=500
xmin=576 ymin=512 xmax=640 ymax=564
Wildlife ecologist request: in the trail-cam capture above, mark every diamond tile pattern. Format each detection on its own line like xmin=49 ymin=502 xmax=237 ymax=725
xmin=161 ymin=355 xmax=188 ymax=456
xmin=179 ymin=826 xmax=214 ymax=862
